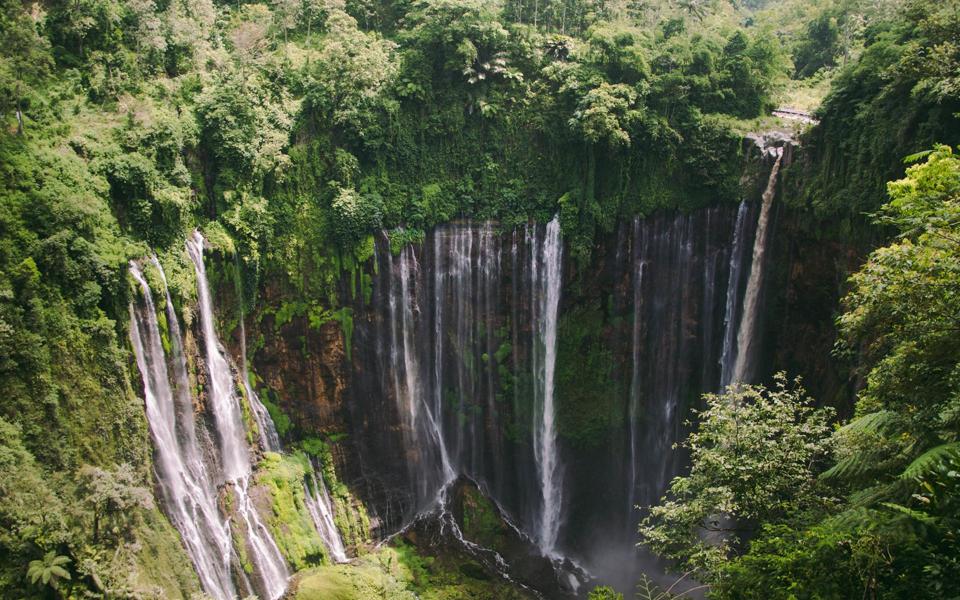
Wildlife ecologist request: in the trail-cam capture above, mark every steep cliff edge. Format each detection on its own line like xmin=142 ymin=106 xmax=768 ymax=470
xmin=228 ymin=132 xmax=870 ymax=596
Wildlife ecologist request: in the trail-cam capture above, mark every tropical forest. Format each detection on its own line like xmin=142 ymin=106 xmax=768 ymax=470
xmin=0 ymin=0 xmax=958 ymax=597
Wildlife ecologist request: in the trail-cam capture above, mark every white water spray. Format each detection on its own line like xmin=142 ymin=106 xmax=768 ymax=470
xmin=389 ymin=243 xmax=456 ymax=503
xmin=530 ymin=216 xmax=563 ymax=556
xmin=719 ymin=201 xmax=750 ymax=388
xmin=731 ymin=147 xmax=783 ymax=385
xmin=304 ymin=461 xmax=349 ymax=563
xmin=186 ymin=231 xmax=290 ymax=600
xmin=129 ymin=262 xmax=238 ymax=600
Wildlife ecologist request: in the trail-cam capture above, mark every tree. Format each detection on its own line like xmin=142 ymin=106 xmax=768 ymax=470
xmin=827 ymin=145 xmax=960 ymax=595
xmin=330 ymin=186 xmax=383 ymax=244
xmin=639 ymin=374 xmax=835 ymax=579
xmin=650 ymin=148 xmax=960 ymax=598
xmin=195 ymin=72 xmax=295 ymax=201
xmin=836 ymin=146 xmax=960 ymax=491
xmin=587 ymin=585 xmax=623 ymax=600
xmin=0 ymin=0 xmax=52 ymax=135
xmin=568 ymin=82 xmax=641 ymax=147
xmin=299 ymin=0 xmax=325 ymax=49
xmin=306 ymin=7 xmax=397 ymax=138
xmin=27 ymin=551 xmax=71 ymax=595
xmin=229 ymin=5 xmax=271 ymax=83
xmin=127 ymin=0 xmax=166 ymax=68
xmin=77 ymin=464 xmax=153 ymax=544
xmin=272 ymin=0 xmax=298 ymax=45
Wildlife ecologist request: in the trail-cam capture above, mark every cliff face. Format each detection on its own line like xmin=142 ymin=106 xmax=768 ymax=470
xmin=244 ymin=136 xmax=867 ymax=572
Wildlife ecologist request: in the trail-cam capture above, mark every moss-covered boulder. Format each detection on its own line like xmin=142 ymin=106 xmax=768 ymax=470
xmin=255 ymin=452 xmax=328 ymax=569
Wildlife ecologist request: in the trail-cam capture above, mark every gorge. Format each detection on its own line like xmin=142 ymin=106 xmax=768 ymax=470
xmin=123 ymin=135 xmax=790 ymax=599
xmin=2 ymin=0 xmax=958 ymax=598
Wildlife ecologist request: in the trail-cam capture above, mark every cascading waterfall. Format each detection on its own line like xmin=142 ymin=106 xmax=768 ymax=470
xmin=129 ymin=262 xmax=238 ymax=600
xmin=186 ymin=231 xmax=290 ymax=600
xmin=623 ymin=213 xmax=702 ymax=514
xmin=370 ymin=195 xmax=778 ymax=567
xmin=719 ymin=201 xmax=751 ymax=388
xmin=432 ymin=223 xmax=502 ymax=477
xmin=530 ymin=216 xmax=563 ymax=556
xmin=304 ymin=460 xmax=349 ymax=563
xmin=730 ymin=146 xmax=783 ymax=385
xmin=388 ymin=243 xmax=457 ymax=506
xmin=626 ymin=220 xmax=646 ymax=519
xmin=376 ymin=218 xmax=566 ymax=554
xmin=619 ymin=199 xmax=775 ymax=535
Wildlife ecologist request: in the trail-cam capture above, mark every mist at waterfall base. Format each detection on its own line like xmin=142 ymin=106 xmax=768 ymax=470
xmin=355 ymin=163 xmax=778 ymax=595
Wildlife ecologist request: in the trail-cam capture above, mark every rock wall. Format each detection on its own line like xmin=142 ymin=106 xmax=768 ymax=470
xmin=244 ymin=137 xmax=866 ymax=570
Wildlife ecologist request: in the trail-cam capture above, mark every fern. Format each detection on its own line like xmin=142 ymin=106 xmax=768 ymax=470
xmin=635 ymin=575 xmax=659 ymax=600
xmin=903 ymin=149 xmax=934 ymax=163
xmin=836 ymin=410 xmax=899 ymax=435
xmin=847 ymin=481 xmax=903 ymax=508
xmin=824 ymin=506 xmax=877 ymax=530
xmin=900 ymin=442 xmax=960 ymax=480
xmin=822 ymin=451 xmax=882 ymax=480
xmin=822 ymin=411 xmax=901 ymax=480
xmin=880 ymin=502 xmax=937 ymax=525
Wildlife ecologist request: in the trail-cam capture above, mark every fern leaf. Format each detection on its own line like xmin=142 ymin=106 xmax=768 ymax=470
xmin=822 ymin=452 xmax=880 ymax=480
xmin=903 ymin=149 xmax=934 ymax=164
xmin=880 ymin=502 xmax=937 ymax=525
xmin=847 ymin=481 xmax=906 ymax=507
xmin=636 ymin=574 xmax=658 ymax=600
xmin=837 ymin=410 xmax=898 ymax=435
xmin=900 ymin=442 xmax=960 ymax=480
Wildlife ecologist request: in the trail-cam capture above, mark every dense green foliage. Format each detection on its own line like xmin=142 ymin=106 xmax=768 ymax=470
xmin=639 ymin=375 xmax=836 ymax=576
xmin=801 ymin=0 xmax=960 ymax=217
xmin=642 ymin=147 xmax=960 ymax=599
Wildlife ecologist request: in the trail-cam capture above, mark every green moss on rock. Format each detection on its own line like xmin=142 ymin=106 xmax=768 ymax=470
xmin=556 ymin=301 xmax=623 ymax=448
xmin=459 ymin=486 xmax=508 ymax=553
xmin=295 ymin=543 xmax=533 ymax=600
xmin=255 ymin=452 xmax=328 ymax=570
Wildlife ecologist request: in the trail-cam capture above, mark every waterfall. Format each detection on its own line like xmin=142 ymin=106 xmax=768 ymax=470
xmin=304 ymin=461 xmax=349 ymax=563
xmin=377 ymin=219 xmax=567 ymax=554
xmin=129 ymin=262 xmax=238 ymax=600
xmin=185 ymin=231 xmax=290 ymax=600
xmin=239 ymin=316 xmax=281 ymax=453
xmin=621 ymin=203 xmax=768 ymax=530
xmin=388 ymin=243 xmax=455 ymax=506
xmin=730 ymin=147 xmax=783 ymax=385
xmin=366 ymin=202 xmax=777 ymax=564
xmin=530 ymin=216 xmax=563 ymax=556
xmin=626 ymin=219 xmax=646 ymax=519
xmin=719 ymin=202 xmax=750 ymax=388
